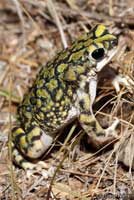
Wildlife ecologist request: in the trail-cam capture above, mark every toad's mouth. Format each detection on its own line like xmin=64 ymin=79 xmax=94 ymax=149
xmin=96 ymin=47 xmax=118 ymax=72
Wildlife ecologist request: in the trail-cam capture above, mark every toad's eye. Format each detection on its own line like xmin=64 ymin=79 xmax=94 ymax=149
xmin=91 ymin=48 xmax=105 ymax=61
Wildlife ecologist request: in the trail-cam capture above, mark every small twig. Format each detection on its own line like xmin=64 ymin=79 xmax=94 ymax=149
xmin=60 ymin=169 xmax=129 ymax=182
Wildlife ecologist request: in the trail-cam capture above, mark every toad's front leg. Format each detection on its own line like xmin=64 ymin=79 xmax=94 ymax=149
xmin=77 ymin=85 xmax=119 ymax=148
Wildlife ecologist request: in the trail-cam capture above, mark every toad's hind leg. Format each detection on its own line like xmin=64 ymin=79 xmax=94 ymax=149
xmin=12 ymin=126 xmax=54 ymax=175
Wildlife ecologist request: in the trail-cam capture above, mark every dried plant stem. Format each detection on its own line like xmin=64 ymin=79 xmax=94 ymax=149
xmin=8 ymin=55 xmax=22 ymax=200
xmin=47 ymin=0 xmax=68 ymax=48
xmin=11 ymin=0 xmax=26 ymax=47
xmin=8 ymin=58 xmax=16 ymax=200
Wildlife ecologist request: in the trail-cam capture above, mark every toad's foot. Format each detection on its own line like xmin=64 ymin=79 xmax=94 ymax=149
xmin=25 ymin=161 xmax=55 ymax=178
xmin=86 ymin=118 xmax=120 ymax=149
xmin=105 ymin=118 xmax=120 ymax=138
xmin=112 ymin=74 xmax=134 ymax=93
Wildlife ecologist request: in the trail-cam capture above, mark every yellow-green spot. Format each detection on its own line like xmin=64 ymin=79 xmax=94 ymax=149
xmin=49 ymin=67 xmax=55 ymax=77
xmin=46 ymin=100 xmax=54 ymax=110
xmin=93 ymin=42 xmax=103 ymax=49
xmin=49 ymin=112 xmax=54 ymax=116
xmin=47 ymin=79 xmax=58 ymax=90
xmin=20 ymin=136 xmax=27 ymax=148
xmin=39 ymin=112 xmax=44 ymax=120
xmin=58 ymin=51 xmax=69 ymax=60
xmin=27 ymin=127 xmax=41 ymax=143
xmin=46 ymin=113 xmax=50 ymax=117
xmin=41 ymin=107 xmax=46 ymax=112
xmin=87 ymin=44 xmax=96 ymax=53
xmin=76 ymin=65 xmax=85 ymax=74
xmin=36 ymin=89 xmax=50 ymax=98
xmin=23 ymin=97 xmax=31 ymax=105
xmin=42 ymin=68 xmax=49 ymax=77
xmin=13 ymin=128 xmax=24 ymax=137
xmin=37 ymin=79 xmax=44 ymax=87
xmin=49 ymin=101 xmax=54 ymax=107
xmin=46 ymin=105 xmax=51 ymax=110
xmin=57 ymin=63 xmax=67 ymax=73
xmin=65 ymin=97 xmax=70 ymax=104
xmin=56 ymin=89 xmax=63 ymax=101
xmin=36 ymin=99 xmax=42 ymax=108
xmin=73 ymin=33 xmax=90 ymax=44
xmin=95 ymin=24 xmax=106 ymax=37
xmin=55 ymin=102 xmax=60 ymax=107
xmin=83 ymin=39 xmax=92 ymax=47
xmin=69 ymin=49 xmax=84 ymax=62
xmin=94 ymin=34 xmax=116 ymax=44
xmin=72 ymin=42 xmax=83 ymax=51
xmin=59 ymin=106 xmax=63 ymax=111
xmin=24 ymin=112 xmax=32 ymax=119
xmin=61 ymin=100 xmax=65 ymax=105
xmin=62 ymin=111 xmax=67 ymax=117
xmin=65 ymin=68 xmax=76 ymax=81
xmin=36 ymin=114 xmax=41 ymax=120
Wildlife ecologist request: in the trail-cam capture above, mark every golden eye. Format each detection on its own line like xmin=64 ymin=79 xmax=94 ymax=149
xmin=91 ymin=48 xmax=105 ymax=61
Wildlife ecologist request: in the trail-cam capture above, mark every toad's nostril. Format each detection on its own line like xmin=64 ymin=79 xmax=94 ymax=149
xmin=110 ymin=39 xmax=118 ymax=47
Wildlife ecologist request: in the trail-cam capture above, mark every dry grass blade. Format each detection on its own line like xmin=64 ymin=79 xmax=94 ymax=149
xmin=11 ymin=0 xmax=25 ymax=47
xmin=8 ymin=57 xmax=18 ymax=200
xmin=65 ymin=0 xmax=79 ymax=10
xmin=47 ymin=0 xmax=67 ymax=48
xmin=109 ymin=0 xmax=114 ymax=16
xmin=95 ymin=149 xmax=115 ymax=191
